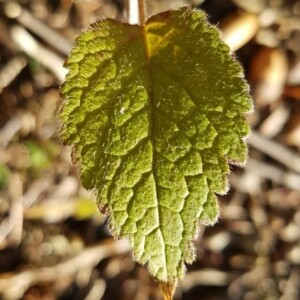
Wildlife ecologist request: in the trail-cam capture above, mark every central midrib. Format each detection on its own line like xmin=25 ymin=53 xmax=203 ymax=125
xmin=140 ymin=24 xmax=168 ymax=279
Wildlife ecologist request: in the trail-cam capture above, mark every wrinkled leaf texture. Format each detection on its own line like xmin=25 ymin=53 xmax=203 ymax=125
xmin=60 ymin=7 xmax=252 ymax=285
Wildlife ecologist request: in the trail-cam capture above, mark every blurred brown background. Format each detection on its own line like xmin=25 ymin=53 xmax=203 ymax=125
xmin=0 ymin=0 xmax=299 ymax=299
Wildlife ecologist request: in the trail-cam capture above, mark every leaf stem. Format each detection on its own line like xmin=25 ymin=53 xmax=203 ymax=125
xmin=127 ymin=0 xmax=146 ymax=25
xmin=138 ymin=0 xmax=146 ymax=26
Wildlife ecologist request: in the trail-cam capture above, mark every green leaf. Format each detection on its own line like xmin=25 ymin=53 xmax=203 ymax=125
xmin=60 ymin=7 xmax=252 ymax=285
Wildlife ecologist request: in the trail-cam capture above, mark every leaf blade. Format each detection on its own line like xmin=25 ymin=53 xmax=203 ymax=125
xmin=60 ymin=6 xmax=252 ymax=286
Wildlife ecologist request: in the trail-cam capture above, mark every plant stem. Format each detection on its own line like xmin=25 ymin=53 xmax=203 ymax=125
xmin=127 ymin=0 xmax=147 ymax=25
xmin=138 ymin=0 xmax=146 ymax=26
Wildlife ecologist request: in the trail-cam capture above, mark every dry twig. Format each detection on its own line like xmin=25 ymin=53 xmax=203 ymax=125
xmin=10 ymin=25 xmax=67 ymax=82
xmin=0 ymin=239 xmax=131 ymax=300
xmin=248 ymin=131 xmax=300 ymax=173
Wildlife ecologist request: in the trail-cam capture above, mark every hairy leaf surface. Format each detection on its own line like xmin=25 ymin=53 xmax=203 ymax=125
xmin=60 ymin=7 xmax=252 ymax=284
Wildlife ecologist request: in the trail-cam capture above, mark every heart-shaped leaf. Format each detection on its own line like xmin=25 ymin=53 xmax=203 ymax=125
xmin=60 ymin=6 xmax=252 ymax=292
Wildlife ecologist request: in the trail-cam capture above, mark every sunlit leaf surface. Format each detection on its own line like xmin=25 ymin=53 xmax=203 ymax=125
xmin=60 ymin=7 xmax=252 ymax=285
